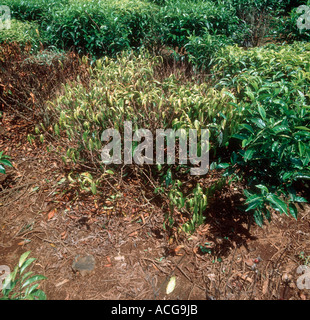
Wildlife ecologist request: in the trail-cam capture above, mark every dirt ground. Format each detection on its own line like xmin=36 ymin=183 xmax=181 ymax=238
xmin=1 ymin=112 xmax=310 ymax=300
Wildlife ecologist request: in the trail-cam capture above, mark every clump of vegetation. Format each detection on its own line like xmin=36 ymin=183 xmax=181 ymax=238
xmin=45 ymin=51 xmax=244 ymax=232
xmin=211 ymin=42 xmax=310 ymax=225
xmin=0 ymin=251 xmax=46 ymax=300
xmin=0 ymin=151 xmax=12 ymax=174
xmin=0 ymin=19 xmax=41 ymax=49
xmin=0 ymin=42 xmax=88 ymax=120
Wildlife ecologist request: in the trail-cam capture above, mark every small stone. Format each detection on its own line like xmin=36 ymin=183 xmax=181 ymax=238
xmin=114 ymin=255 xmax=125 ymax=262
xmin=72 ymin=254 xmax=95 ymax=276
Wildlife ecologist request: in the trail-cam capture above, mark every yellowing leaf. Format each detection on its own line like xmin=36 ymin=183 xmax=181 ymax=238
xmin=166 ymin=276 xmax=176 ymax=295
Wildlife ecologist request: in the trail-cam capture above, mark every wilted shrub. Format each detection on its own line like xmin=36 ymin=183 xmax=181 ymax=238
xmin=0 ymin=43 xmax=89 ymax=121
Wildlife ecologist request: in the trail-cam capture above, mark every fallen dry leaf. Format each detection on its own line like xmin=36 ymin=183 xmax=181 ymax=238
xmin=48 ymin=209 xmax=56 ymax=220
xmin=55 ymin=279 xmax=69 ymax=287
xmin=129 ymin=231 xmax=138 ymax=237
xmin=18 ymin=239 xmax=31 ymax=246
xmin=166 ymin=276 xmax=176 ymax=295
xmin=61 ymin=231 xmax=67 ymax=239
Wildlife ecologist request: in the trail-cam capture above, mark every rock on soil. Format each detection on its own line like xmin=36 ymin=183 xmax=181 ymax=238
xmin=72 ymin=254 xmax=96 ymax=276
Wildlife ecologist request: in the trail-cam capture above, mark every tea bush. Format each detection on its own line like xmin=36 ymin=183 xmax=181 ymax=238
xmin=49 ymin=52 xmax=243 ymax=164
xmin=185 ymin=32 xmax=233 ymax=71
xmin=41 ymin=0 xmax=157 ymax=56
xmin=274 ymin=1 xmax=310 ymax=42
xmin=1 ymin=0 xmax=67 ymax=21
xmin=47 ymin=51 xmax=245 ymax=232
xmin=2 ymin=0 xmax=240 ymax=57
xmin=154 ymin=0 xmax=239 ymax=47
xmin=0 ymin=19 xmax=41 ymax=49
xmin=1 ymin=251 xmax=46 ymax=300
xmin=211 ymin=42 xmax=310 ymax=225
xmin=0 ymin=151 xmax=12 ymax=174
xmin=223 ymin=0 xmax=302 ymax=46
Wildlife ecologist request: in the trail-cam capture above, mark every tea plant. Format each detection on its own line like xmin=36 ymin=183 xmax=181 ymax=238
xmin=185 ymin=31 xmax=233 ymax=70
xmin=0 ymin=251 xmax=46 ymax=300
xmin=1 ymin=0 xmax=67 ymax=21
xmin=45 ymin=51 xmax=245 ymax=233
xmin=211 ymin=42 xmax=310 ymax=226
xmin=155 ymin=0 xmax=239 ymax=47
xmin=49 ymin=51 xmax=243 ymax=167
xmin=227 ymin=0 xmax=288 ymax=46
xmin=273 ymin=0 xmax=310 ymax=41
xmin=0 ymin=19 xmax=41 ymax=49
xmin=0 ymin=151 xmax=12 ymax=174
xmin=37 ymin=0 xmax=157 ymax=57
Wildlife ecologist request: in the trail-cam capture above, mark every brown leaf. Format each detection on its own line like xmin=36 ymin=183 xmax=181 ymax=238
xmin=128 ymin=231 xmax=138 ymax=237
xmin=61 ymin=231 xmax=67 ymax=239
xmin=18 ymin=239 xmax=31 ymax=246
xmin=48 ymin=209 xmax=56 ymax=220
xmin=174 ymin=245 xmax=185 ymax=254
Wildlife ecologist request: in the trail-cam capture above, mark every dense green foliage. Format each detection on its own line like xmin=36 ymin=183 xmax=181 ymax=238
xmin=0 ymin=251 xmax=46 ymax=300
xmin=0 ymin=151 xmax=13 ymax=174
xmin=0 ymin=19 xmax=40 ymax=48
xmin=212 ymin=42 xmax=310 ymax=225
xmin=2 ymin=0 xmax=308 ymax=57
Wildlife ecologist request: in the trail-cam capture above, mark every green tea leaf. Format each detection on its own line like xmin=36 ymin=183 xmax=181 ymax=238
xmin=244 ymin=149 xmax=255 ymax=162
xmin=21 ymin=275 xmax=47 ymax=289
xmin=289 ymin=203 xmax=298 ymax=220
xmin=257 ymin=105 xmax=266 ymax=120
xmin=266 ymin=194 xmax=287 ymax=215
